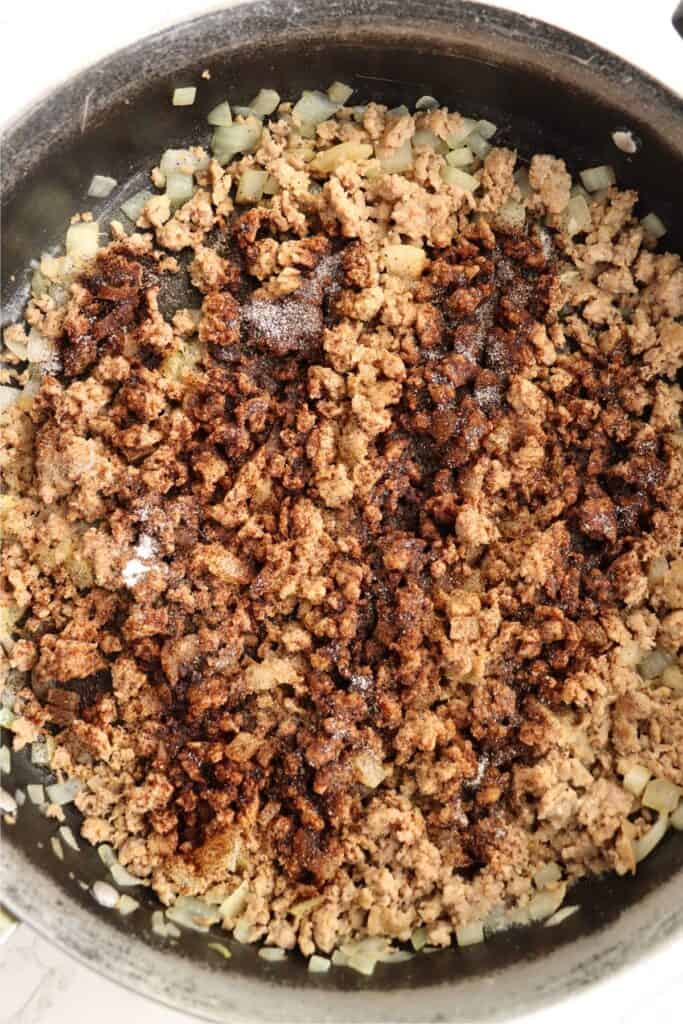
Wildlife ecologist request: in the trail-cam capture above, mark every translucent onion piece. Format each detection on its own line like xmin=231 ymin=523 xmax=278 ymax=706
xmin=289 ymin=896 xmax=323 ymax=920
xmin=612 ymin=130 xmax=637 ymax=154
xmin=497 ymin=199 xmax=526 ymax=231
xmin=327 ymin=81 xmax=354 ymax=105
xmin=87 ymin=175 xmax=117 ymax=198
xmin=236 ymin=169 xmax=269 ymax=205
xmin=165 ymin=171 xmax=194 ymax=210
xmin=117 ymin=894 xmax=140 ymax=916
xmin=533 ymin=862 xmax=562 ymax=888
xmin=545 ymin=905 xmax=579 ymax=927
xmin=258 ymin=947 xmax=288 ymax=962
xmin=98 ymin=843 xmax=117 ymax=867
xmin=633 ymin=813 xmax=669 ymax=862
xmin=58 ymin=825 xmax=80 ymax=851
xmin=661 ymin=665 xmax=683 ymax=692
xmin=376 ymin=950 xmax=414 ymax=964
xmin=640 ymin=213 xmax=667 ymax=239
xmin=639 ymin=648 xmax=674 ymax=680
xmin=442 ymin=166 xmax=479 ymax=193
xmin=622 ymin=764 xmax=652 ymax=797
xmin=410 ymin=927 xmax=428 ymax=951
xmin=446 ymin=146 xmax=475 ymax=168
xmin=293 ymin=91 xmax=339 ymax=127
xmin=4 ymin=331 xmax=28 ymax=360
xmin=0 ymin=745 xmax=10 ymax=774
xmin=308 ymin=954 xmax=331 ymax=972
xmin=387 ymin=105 xmax=410 ymax=118
xmin=383 ymin=244 xmax=427 ymax=280
xmin=475 ymin=119 xmax=497 ymax=140
xmin=14 ymin=788 xmax=26 ymax=807
xmin=233 ymin=919 xmax=253 ymax=943
xmin=121 ymin=190 xmax=153 ymax=222
xmin=250 ymin=89 xmax=281 ymax=118
xmin=92 ymin=881 xmax=119 ymax=908
xmin=262 ymin=175 xmax=280 ymax=196
xmin=671 ymin=802 xmax=683 ymax=831
xmin=166 ymin=895 xmax=220 ymax=932
xmin=160 ymin=149 xmax=201 ymax=176
xmin=565 ymin=194 xmax=592 ymax=236
xmin=27 ymin=783 xmax=45 ymax=805
xmin=352 ymin=106 xmax=367 ymax=123
xmin=467 ymin=132 xmax=491 ymax=159
xmin=172 ymin=87 xmax=197 ymax=107
xmin=0 ymin=787 xmax=17 ymax=814
xmin=208 ymin=941 xmax=232 ymax=958
xmin=65 ymin=221 xmax=99 ymax=261
xmin=46 ymin=778 xmax=82 ymax=805
xmin=527 ymin=884 xmax=567 ymax=922
xmin=412 ymin=128 xmax=447 ymax=153
xmin=579 ymin=165 xmax=616 ymax=192
xmin=0 ymin=707 xmax=15 ymax=727
xmin=379 ymin=138 xmax=413 ymax=174
xmin=515 ymin=167 xmax=532 ymax=198
xmin=0 ymin=385 xmax=22 ymax=412
xmin=456 ymin=922 xmax=485 ymax=946
xmin=642 ymin=778 xmax=682 ymax=814
xmin=211 ymin=120 xmax=262 ymax=165
xmin=110 ymin=862 xmax=147 ymax=888
xmin=50 ymin=836 xmax=64 ymax=860
xmin=207 ymin=101 xmax=233 ymax=127
xmin=310 ymin=141 xmax=373 ymax=174
xmin=415 ymin=95 xmax=439 ymax=111
xmin=219 ymin=880 xmax=249 ymax=921
xmin=446 ymin=118 xmax=477 ymax=148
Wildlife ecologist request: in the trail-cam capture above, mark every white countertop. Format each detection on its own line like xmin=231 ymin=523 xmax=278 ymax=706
xmin=1 ymin=1 xmax=682 ymax=1021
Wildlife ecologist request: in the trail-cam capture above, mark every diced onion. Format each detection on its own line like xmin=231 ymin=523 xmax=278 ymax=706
xmin=236 ymin=169 xmax=268 ymax=204
xmin=446 ymin=118 xmax=477 ymax=147
xmin=233 ymin=919 xmax=253 ymax=943
xmin=121 ymin=190 xmax=153 ymax=222
xmin=415 ymin=95 xmax=439 ymax=111
xmin=46 ymin=778 xmax=82 ymax=805
xmin=545 ymin=905 xmax=579 ymax=927
xmin=442 ymin=166 xmax=479 ymax=192
xmin=0 ymin=745 xmax=10 ymax=774
xmin=378 ymin=138 xmax=413 ymax=173
xmin=308 ymin=954 xmax=331 ymax=972
xmin=497 ymin=199 xmax=526 ymax=231
xmin=455 ymin=922 xmax=485 ymax=946
xmin=612 ymin=130 xmax=637 ymax=154
xmin=310 ymin=142 xmax=373 ymax=174
xmin=87 ymin=175 xmax=117 ymax=198
xmin=208 ymin=941 xmax=232 ymax=958
xmin=14 ymin=789 xmax=26 ymax=807
xmin=31 ymin=737 xmax=55 ymax=766
xmin=160 ymin=149 xmax=207 ymax=177
xmin=289 ymin=896 xmax=323 ymax=921
xmin=110 ymin=862 xmax=146 ymax=888
xmin=622 ymin=764 xmax=652 ymax=797
xmin=327 ymin=81 xmax=354 ymax=105
xmin=377 ymin=950 xmax=414 ymax=964
xmin=208 ymin=101 xmax=233 ymax=127
xmin=642 ymin=778 xmax=682 ymax=814
xmin=515 ymin=167 xmax=532 ymax=198
xmin=633 ymin=813 xmax=669 ymax=862
xmin=0 ymin=707 xmax=15 ymax=727
xmin=219 ymin=880 xmax=249 ymax=921
xmin=211 ymin=120 xmax=262 ymax=165
xmin=412 ymin=129 xmax=447 ymax=153
xmin=172 ymin=87 xmax=197 ymax=107
xmin=166 ymin=895 xmax=221 ymax=931
xmin=671 ymin=802 xmax=683 ymax=830
xmin=293 ymin=91 xmax=339 ymax=128
xmin=65 ymin=222 xmax=99 ymax=260
xmin=0 ymin=787 xmax=17 ymax=814
xmin=98 ymin=843 xmax=117 ymax=867
xmin=352 ymin=106 xmax=367 ymax=123
xmin=475 ymin=119 xmax=497 ymax=140
xmin=262 ymin=175 xmax=280 ymax=196
xmin=50 ymin=836 xmax=64 ymax=860
xmin=258 ymin=947 xmax=287 ymax=962
xmin=250 ymin=89 xmax=281 ymax=118
xmin=527 ymin=885 xmax=567 ymax=922
xmin=640 ymin=213 xmax=667 ymax=239
xmin=383 ymin=244 xmax=427 ymax=280
xmin=117 ymin=894 xmax=140 ymax=916
xmin=28 ymin=783 xmax=45 ymax=805
xmin=3 ymin=331 xmax=28 ymax=360
xmin=58 ymin=825 xmax=80 ymax=851
xmin=165 ymin=171 xmax=194 ymax=210
xmin=639 ymin=648 xmax=674 ymax=680
xmin=92 ymin=881 xmax=119 ymax=908
xmin=387 ymin=105 xmax=410 ymax=119
xmin=410 ymin=927 xmax=428 ymax=951
xmin=579 ymin=165 xmax=616 ymax=192
xmin=565 ymin=194 xmax=592 ymax=236
xmin=446 ymin=146 xmax=475 ymax=168
xmin=467 ymin=132 xmax=491 ymax=159
xmin=533 ymin=862 xmax=562 ymax=888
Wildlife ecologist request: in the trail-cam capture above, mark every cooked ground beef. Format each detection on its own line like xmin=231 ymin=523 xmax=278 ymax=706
xmin=1 ymin=94 xmax=682 ymax=961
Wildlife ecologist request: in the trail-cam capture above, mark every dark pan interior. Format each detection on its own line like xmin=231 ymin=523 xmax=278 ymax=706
xmin=1 ymin=2 xmax=682 ymax=1018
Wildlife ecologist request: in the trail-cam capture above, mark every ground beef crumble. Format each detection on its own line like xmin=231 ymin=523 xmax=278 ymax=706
xmin=1 ymin=96 xmax=682 ymax=959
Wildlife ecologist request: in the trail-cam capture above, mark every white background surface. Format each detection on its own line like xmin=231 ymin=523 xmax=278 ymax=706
xmin=1 ymin=1 xmax=682 ymax=1022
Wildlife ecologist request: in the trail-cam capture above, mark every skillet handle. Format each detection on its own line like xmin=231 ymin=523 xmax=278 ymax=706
xmin=674 ymin=1 xmax=683 ymax=37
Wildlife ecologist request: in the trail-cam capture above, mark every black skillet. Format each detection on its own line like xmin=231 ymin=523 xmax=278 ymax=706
xmin=1 ymin=3 xmax=682 ymax=1021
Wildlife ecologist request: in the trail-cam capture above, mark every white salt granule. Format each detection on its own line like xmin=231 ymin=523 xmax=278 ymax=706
xmin=122 ymin=533 xmax=158 ymax=588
